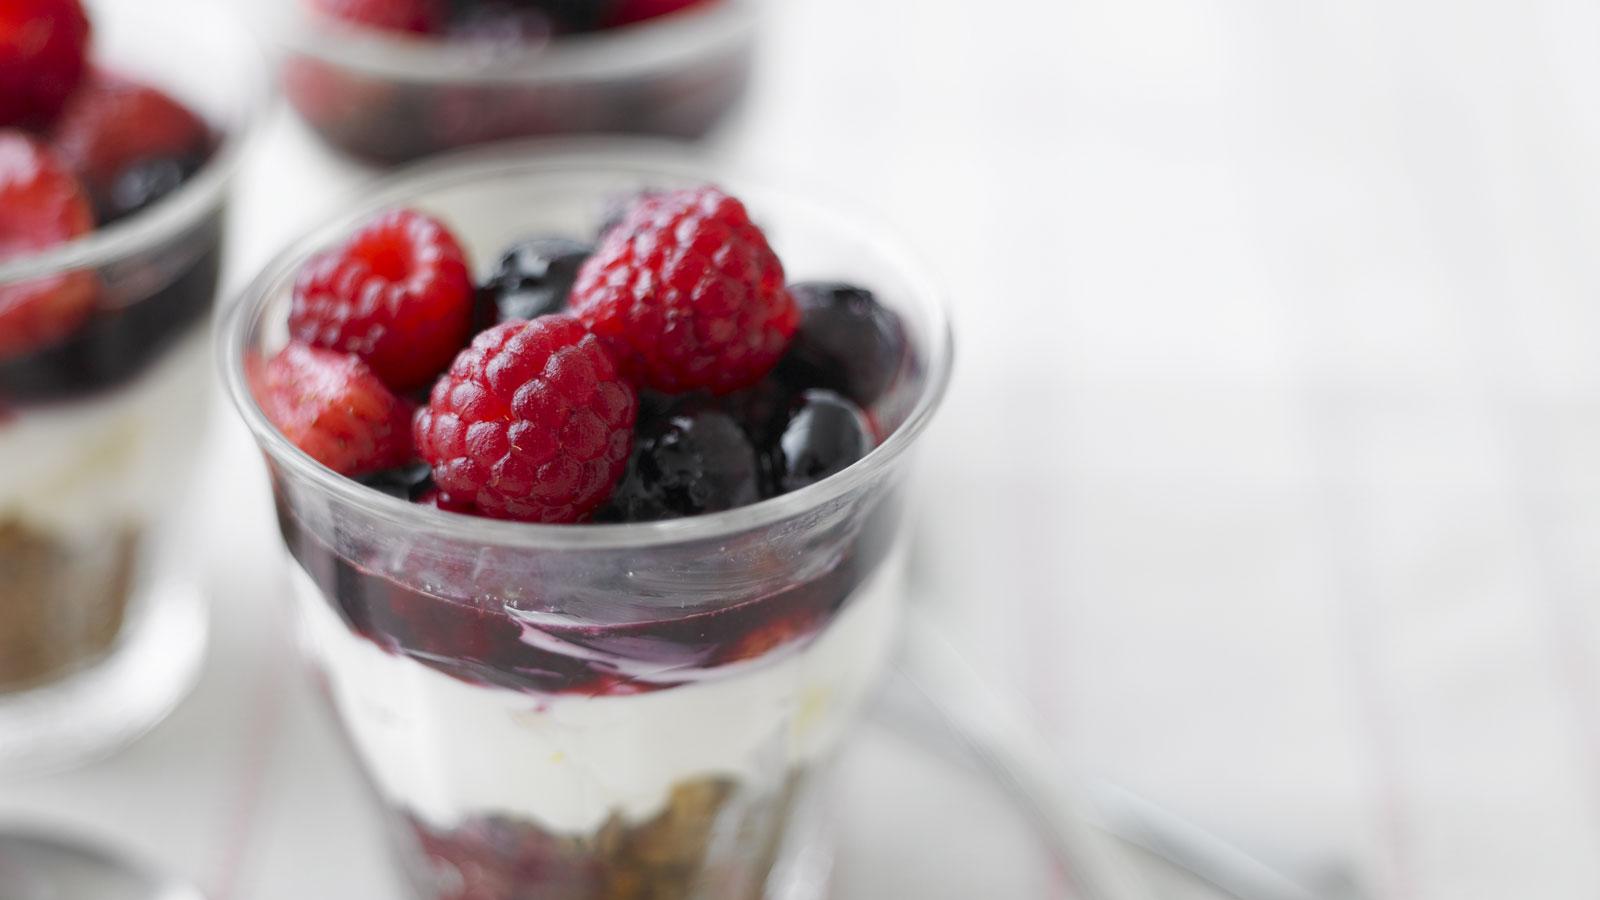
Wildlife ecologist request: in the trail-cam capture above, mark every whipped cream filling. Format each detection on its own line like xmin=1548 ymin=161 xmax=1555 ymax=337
xmin=0 ymin=332 xmax=211 ymax=540
xmin=292 ymin=550 xmax=904 ymax=835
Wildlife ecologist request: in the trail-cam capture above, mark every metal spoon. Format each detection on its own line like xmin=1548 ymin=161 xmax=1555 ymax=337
xmin=0 ymin=830 xmax=204 ymax=900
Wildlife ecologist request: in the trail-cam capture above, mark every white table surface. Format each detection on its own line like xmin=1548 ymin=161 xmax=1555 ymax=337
xmin=8 ymin=0 xmax=1600 ymax=897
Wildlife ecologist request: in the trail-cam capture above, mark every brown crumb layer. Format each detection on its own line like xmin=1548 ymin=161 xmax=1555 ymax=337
xmin=409 ymin=775 xmax=803 ymax=900
xmin=0 ymin=520 xmax=138 ymax=691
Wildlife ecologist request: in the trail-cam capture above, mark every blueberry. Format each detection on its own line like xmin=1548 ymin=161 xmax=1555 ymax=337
xmin=482 ymin=236 xmax=592 ymax=323
xmin=356 ymin=462 xmax=435 ymax=502
xmin=99 ymin=153 xmax=206 ymax=225
xmin=777 ymin=282 xmax=906 ymax=407
xmin=601 ymin=405 xmax=762 ymax=521
xmin=771 ymin=390 xmax=873 ymax=494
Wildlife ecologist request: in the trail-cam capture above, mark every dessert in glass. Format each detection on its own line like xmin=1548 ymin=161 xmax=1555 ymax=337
xmin=278 ymin=0 xmax=755 ymax=164
xmin=0 ymin=0 xmax=258 ymax=771
xmin=221 ymin=144 xmax=950 ymax=900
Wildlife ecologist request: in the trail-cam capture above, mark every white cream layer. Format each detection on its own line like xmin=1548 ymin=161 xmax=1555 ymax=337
xmin=0 ymin=334 xmax=210 ymax=540
xmin=292 ymin=552 xmax=903 ymax=835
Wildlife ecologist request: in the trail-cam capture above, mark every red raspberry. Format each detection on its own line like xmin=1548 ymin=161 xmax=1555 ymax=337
xmin=49 ymin=71 xmax=212 ymax=206
xmin=252 ymin=344 xmax=415 ymax=477
xmin=311 ymin=0 xmax=446 ymax=34
xmin=0 ymin=0 xmax=90 ymax=128
xmin=569 ymin=186 xmax=798 ymax=395
xmin=0 ymin=131 xmax=96 ymax=360
xmin=414 ymin=315 xmax=638 ymax=523
xmin=290 ymin=208 xmax=476 ymax=393
xmin=604 ymin=0 xmax=708 ymax=27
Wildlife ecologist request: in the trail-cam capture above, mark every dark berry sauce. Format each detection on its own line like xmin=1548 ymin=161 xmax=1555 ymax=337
xmin=0 ymin=211 xmax=225 ymax=406
xmin=276 ymin=488 xmax=897 ymax=698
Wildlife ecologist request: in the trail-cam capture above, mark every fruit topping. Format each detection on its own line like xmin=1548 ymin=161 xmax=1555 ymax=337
xmin=253 ymin=344 xmax=417 ymax=477
xmin=48 ymin=70 xmax=212 ymax=223
xmin=291 ymin=208 xmax=476 ymax=393
xmin=0 ymin=132 xmax=96 ymax=360
xmin=603 ymin=0 xmax=708 ymax=28
xmin=413 ymin=315 xmax=637 ymax=523
xmin=569 ymin=185 xmax=798 ymax=395
xmin=0 ymin=0 xmax=89 ymax=129
xmin=777 ymin=281 xmax=905 ymax=407
xmin=311 ymin=0 xmax=447 ymax=34
xmin=771 ymin=389 xmax=873 ymax=493
xmin=481 ymin=235 xmax=590 ymax=323
xmin=601 ymin=401 xmax=761 ymax=521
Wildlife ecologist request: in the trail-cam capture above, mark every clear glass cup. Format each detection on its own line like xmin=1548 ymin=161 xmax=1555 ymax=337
xmin=0 ymin=0 xmax=262 ymax=772
xmin=271 ymin=1 xmax=757 ymax=165
xmin=221 ymin=142 xmax=951 ymax=900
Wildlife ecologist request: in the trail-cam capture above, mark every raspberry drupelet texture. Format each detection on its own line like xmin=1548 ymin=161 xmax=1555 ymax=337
xmin=0 ymin=0 xmax=90 ymax=129
xmin=253 ymin=344 xmax=416 ymax=477
xmin=0 ymin=132 xmax=96 ymax=360
xmin=414 ymin=315 xmax=638 ymax=523
xmin=291 ymin=208 xmax=476 ymax=393
xmin=569 ymin=185 xmax=798 ymax=396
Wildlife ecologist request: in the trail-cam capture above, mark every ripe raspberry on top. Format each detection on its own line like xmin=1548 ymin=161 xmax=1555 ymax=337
xmin=49 ymin=70 xmax=213 ymax=221
xmin=291 ymin=208 xmax=476 ymax=393
xmin=413 ymin=315 xmax=638 ymax=523
xmin=0 ymin=131 xmax=96 ymax=360
xmin=569 ymin=186 xmax=798 ymax=395
xmin=253 ymin=343 xmax=416 ymax=477
xmin=0 ymin=0 xmax=90 ymax=129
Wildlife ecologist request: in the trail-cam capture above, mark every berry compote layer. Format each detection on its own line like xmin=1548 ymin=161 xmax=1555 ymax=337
xmin=0 ymin=0 xmax=222 ymax=692
xmin=284 ymin=0 xmax=751 ymax=164
xmin=253 ymin=186 xmax=914 ymax=900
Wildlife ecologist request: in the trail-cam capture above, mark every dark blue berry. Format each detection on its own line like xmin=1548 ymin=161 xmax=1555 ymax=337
xmin=601 ymin=405 xmax=762 ymax=521
xmin=99 ymin=153 xmax=206 ymax=225
xmin=772 ymin=389 xmax=873 ymax=494
xmin=777 ymin=282 xmax=906 ymax=407
xmin=356 ymin=462 xmax=435 ymax=502
xmin=482 ymin=236 xmax=591 ymax=323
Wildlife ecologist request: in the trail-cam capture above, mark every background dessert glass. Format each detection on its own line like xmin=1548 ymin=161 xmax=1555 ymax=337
xmin=221 ymin=143 xmax=951 ymax=900
xmin=274 ymin=1 xmax=757 ymax=165
xmin=0 ymin=0 xmax=261 ymax=774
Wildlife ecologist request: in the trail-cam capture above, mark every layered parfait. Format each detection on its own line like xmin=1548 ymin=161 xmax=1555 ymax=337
xmin=239 ymin=177 xmax=937 ymax=899
xmin=0 ymin=0 xmax=224 ymax=697
xmin=282 ymin=0 xmax=753 ymax=163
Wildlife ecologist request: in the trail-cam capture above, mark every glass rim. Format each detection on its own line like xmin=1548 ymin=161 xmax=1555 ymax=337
xmin=219 ymin=138 xmax=954 ymax=552
xmin=0 ymin=7 xmax=270 ymax=285
xmin=271 ymin=0 xmax=756 ymax=85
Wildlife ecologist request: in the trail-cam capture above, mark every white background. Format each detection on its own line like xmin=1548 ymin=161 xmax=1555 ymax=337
xmin=10 ymin=0 xmax=1600 ymax=897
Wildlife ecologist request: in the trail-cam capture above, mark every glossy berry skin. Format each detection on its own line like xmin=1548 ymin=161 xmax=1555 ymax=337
xmin=291 ymin=208 xmax=476 ymax=393
xmin=772 ymin=389 xmax=873 ymax=494
xmin=101 ymin=155 xmax=206 ymax=223
xmin=778 ymin=281 xmax=906 ymax=407
xmin=481 ymin=235 xmax=591 ymax=323
xmin=414 ymin=316 xmax=637 ymax=523
xmin=355 ymin=461 xmax=435 ymax=501
xmin=253 ymin=344 xmax=416 ymax=477
xmin=0 ymin=0 xmax=90 ymax=128
xmin=0 ymin=132 xmax=96 ymax=360
xmin=570 ymin=185 xmax=798 ymax=395
xmin=313 ymin=0 xmax=447 ymax=34
xmin=603 ymin=404 xmax=761 ymax=521
xmin=49 ymin=72 xmax=212 ymax=224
